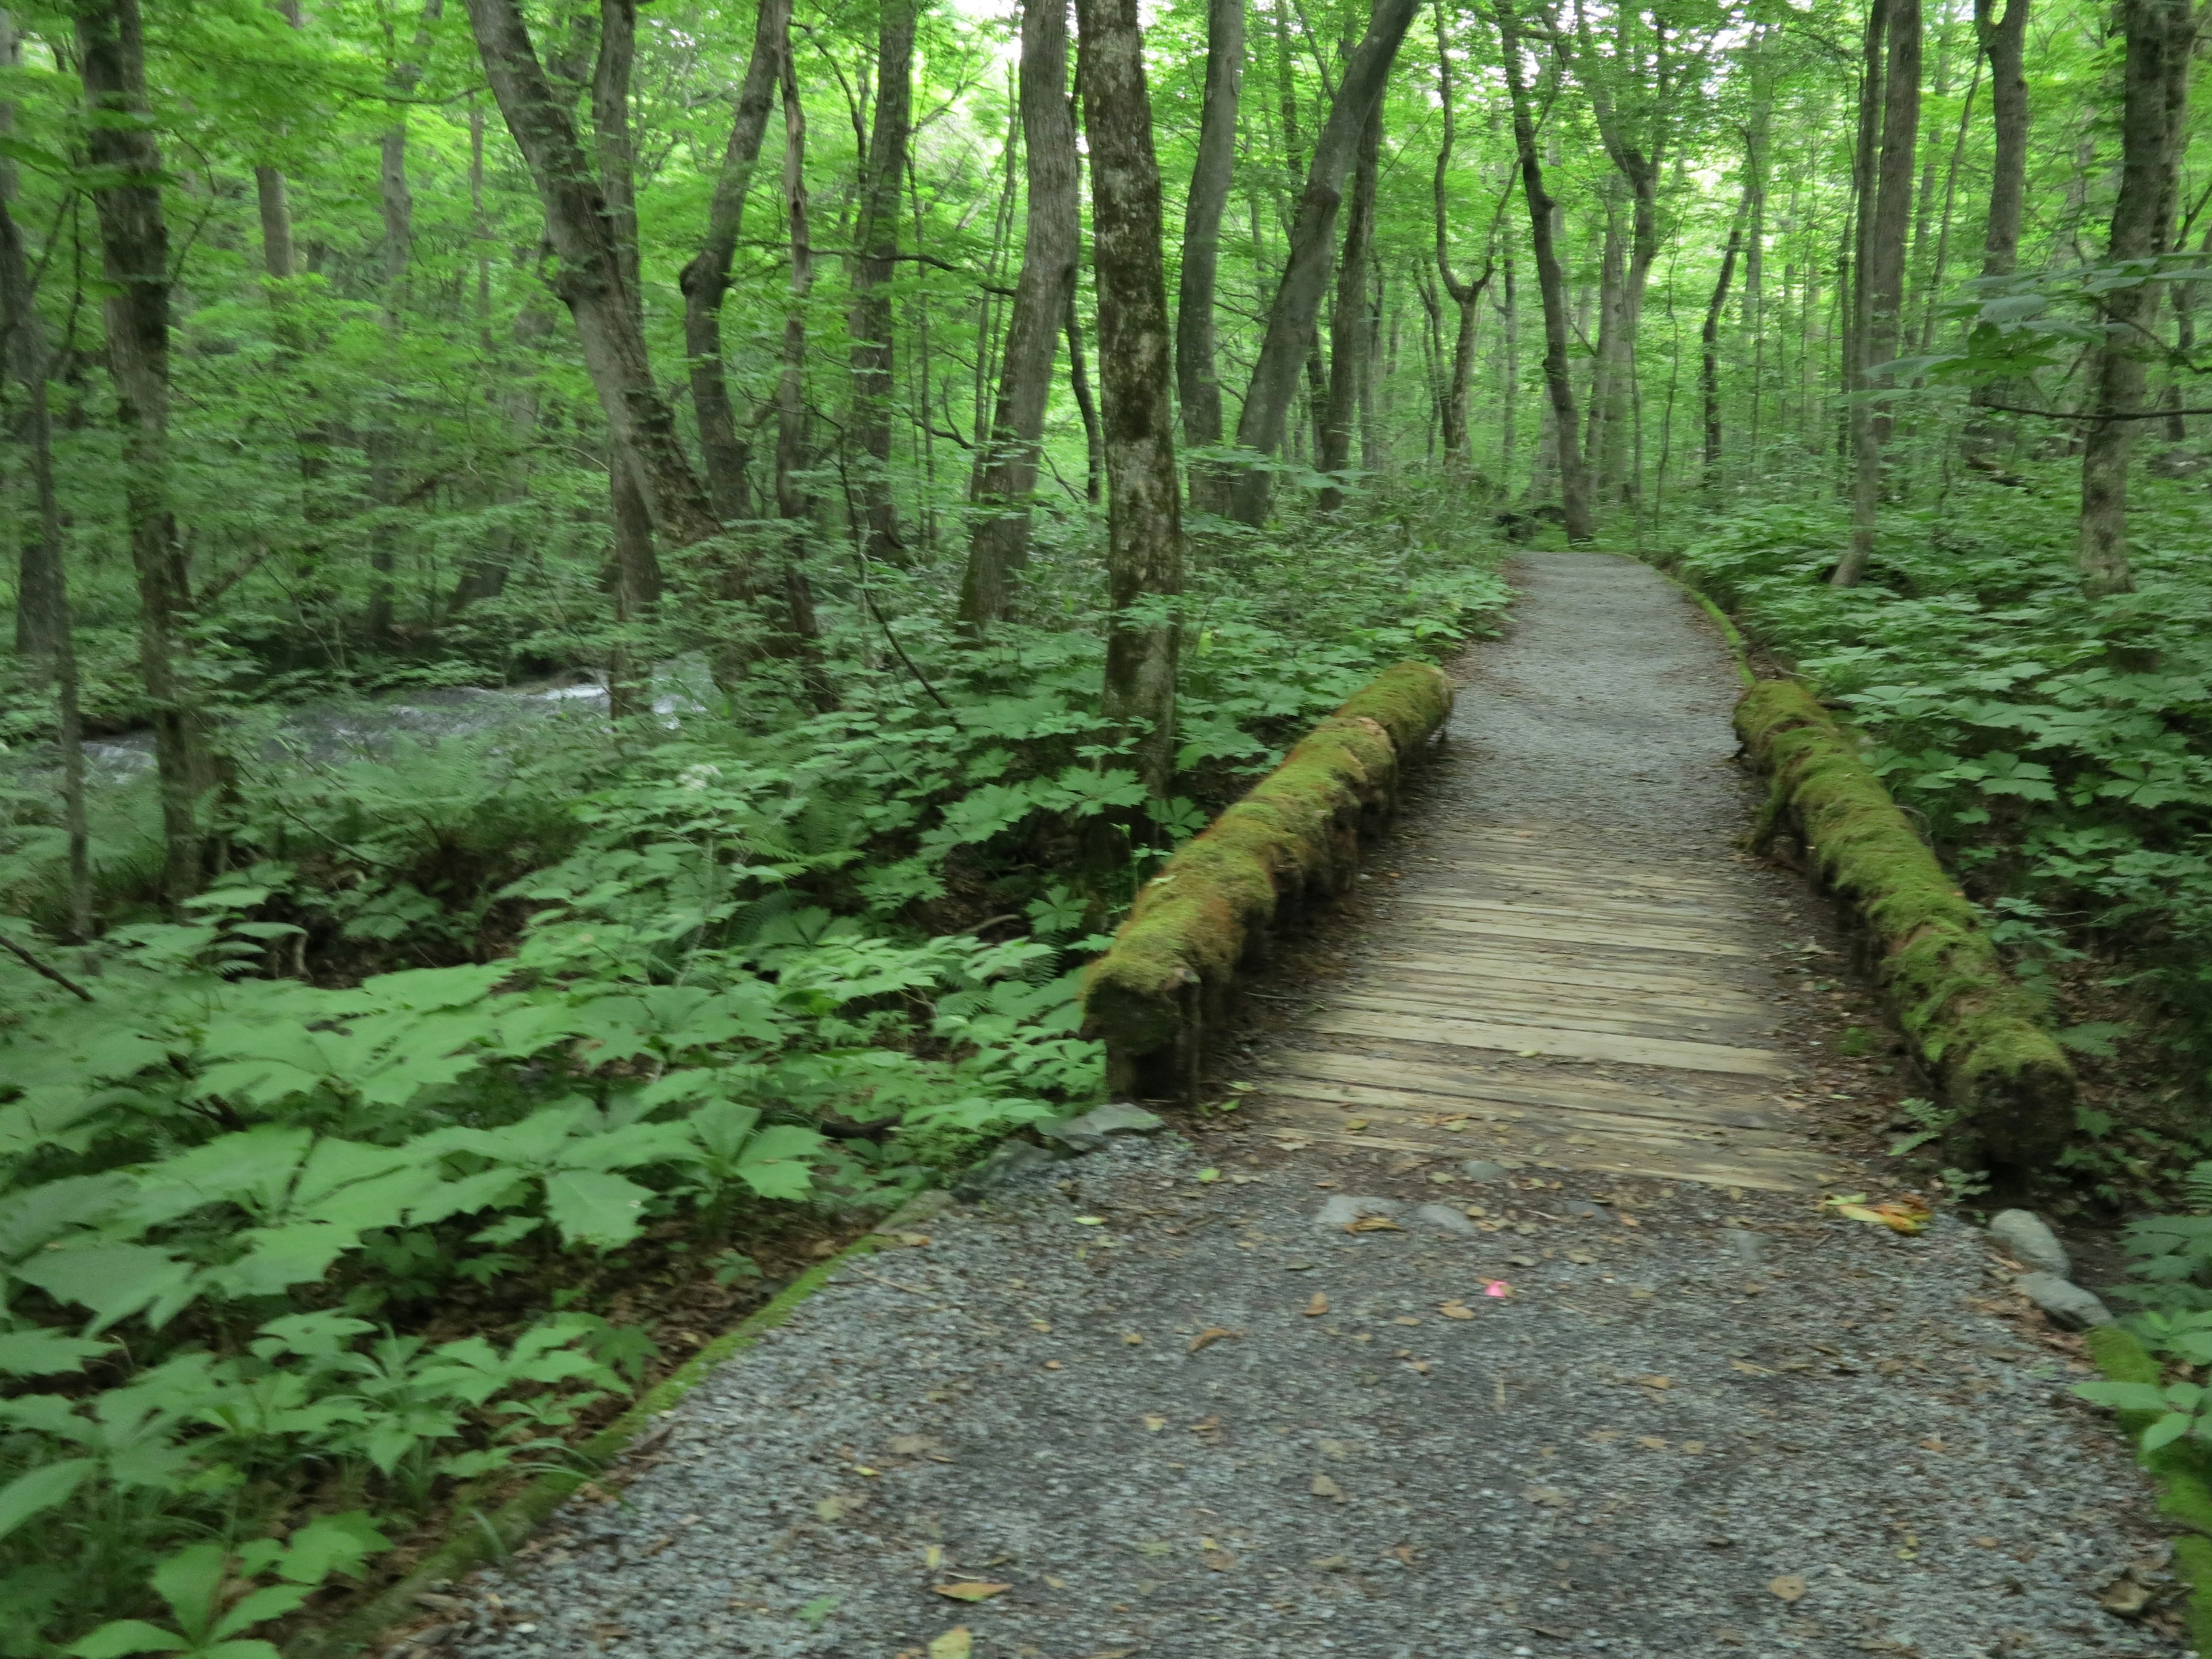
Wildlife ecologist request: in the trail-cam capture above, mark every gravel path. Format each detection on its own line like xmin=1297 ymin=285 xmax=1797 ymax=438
xmin=426 ymin=554 xmax=2182 ymax=1659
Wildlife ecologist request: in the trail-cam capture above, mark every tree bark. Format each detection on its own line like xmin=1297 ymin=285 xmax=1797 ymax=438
xmin=1974 ymin=0 xmax=2029 ymax=285
xmin=76 ymin=0 xmax=215 ymax=905
xmin=1176 ymin=0 xmax=1244 ymax=516
xmin=1224 ymin=0 xmax=1423 ymax=525
xmin=767 ymin=24 xmax=830 ymax=698
xmin=254 ymin=168 xmax=296 ymax=281
xmin=1067 ymin=285 xmax=1104 ymax=503
xmin=1076 ymin=0 xmax=1183 ymax=800
xmin=679 ymin=0 xmax=786 ymax=522
xmin=1432 ymin=0 xmax=1496 ymax=469
xmin=1318 ymin=101 xmax=1381 ymax=512
xmin=2079 ymin=0 xmax=2197 ymax=599
xmin=465 ymin=0 xmax=721 ymax=547
xmin=1702 ymin=195 xmax=1747 ymax=483
xmin=1834 ymin=0 xmax=1916 ymax=588
xmin=958 ymin=0 xmax=1080 ymax=633
xmin=849 ymin=0 xmax=918 ymax=565
xmin=1495 ymin=0 xmax=1592 ymax=541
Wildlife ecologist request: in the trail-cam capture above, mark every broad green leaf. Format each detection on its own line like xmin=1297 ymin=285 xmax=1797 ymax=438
xmin=0 ymin=1458 xmax=96 ymax=1541
xmin=2073 ymin=1380 xmax=2169 ymax=1413
xmin=541 ymin=1169 xmax=653 ymax=1250
xmin=0 ymin=1330 xmax=114 ymax=1376
xmin=209 ymin=1584 xmax=313 ymax=1641
xmin=2143 ymin=1413 xmax=2192 ymax=1451
xmin=12 ymin=1244 xmax=195 ymax=1334
xmin=736 ymin=1126 xmax=824 ymax=1199
xmin=125 ymin=1127 xmax=311 ymax=1226
xmin=274 ymin=1512 xmax=390 ymax=1585
xmin=66 ymin=1620 xmax=188 ymax=1658
xmin=0 ymin=1174 xmax=133 ymax=1259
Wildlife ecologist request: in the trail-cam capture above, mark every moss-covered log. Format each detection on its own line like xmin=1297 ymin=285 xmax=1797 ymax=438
xmin=1084 ymin=660 xmax=1453 ymax=1101
xmin=1735 ymin=679 xmax=2076 ymax=1172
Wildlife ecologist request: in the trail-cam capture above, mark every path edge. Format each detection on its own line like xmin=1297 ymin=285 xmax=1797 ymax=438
xmin=289 ymin=1193 xmax=949 ymax=1659
xmin=2088 ymin=1323 xmax=2212 ymax=1651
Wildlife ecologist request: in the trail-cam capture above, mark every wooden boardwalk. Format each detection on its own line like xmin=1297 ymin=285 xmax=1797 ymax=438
xmin=1247 ymin=820 xmax=1844 ymax=1194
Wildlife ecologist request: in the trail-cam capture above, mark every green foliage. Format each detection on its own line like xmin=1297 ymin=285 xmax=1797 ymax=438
xmin=1685 ymin=484 xmax=2212 ymax=1079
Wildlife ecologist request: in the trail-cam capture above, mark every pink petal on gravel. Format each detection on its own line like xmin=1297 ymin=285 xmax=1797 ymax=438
xmin=1484 ymin=1281 xmax=1512 ymax=1298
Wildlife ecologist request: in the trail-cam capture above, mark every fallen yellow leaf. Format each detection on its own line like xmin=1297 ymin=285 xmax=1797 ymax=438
xmin=927 ymin=1628 xmax=972 ymax=1659
xmin=1343 ymin=1117 xmax=1370 ymax=1131
xmin=1304 ymin=1292 xmax=1330 ymax=1317
xmin=1438 ymin=1300 xmax=1476 ymax=1320
xmin=1638 ymin=1435 xmax=1669 ymax=1450
xmin=933 ymin=1582 xmax=1012 ymax=1603
xmin=1311 ymin=1474 xmax=1344 ymax=1499
xmin=1639 ymin=1374 xmax=1673 ymax=1389
xmin=1123 ymin=1331 xmax=1143 ymax=1345
xmin=1188 ymin=1325 xmax=1237 ymax=1353
xmin=1142 ymin=1414 xmax=1167 ymax=1431
xmin=1347 ymin=1214 xmax=1403 ymax=1233
xmin=1769 ymin=1574 xmax=1807 ymax=1603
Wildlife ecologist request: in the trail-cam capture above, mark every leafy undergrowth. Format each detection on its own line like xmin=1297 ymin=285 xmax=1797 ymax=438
xmin=0 ymin=516 xmax=1506 ymax=1657
xmin=1675 ymin=471 xmax=2212 ymax=1202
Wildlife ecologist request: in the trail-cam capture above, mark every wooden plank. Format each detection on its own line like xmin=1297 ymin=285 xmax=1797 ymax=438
xmin=1415 ymin=880 xmax=1750 ymax=923
xmin=1332 ymin=988 xmax=1774 ymax=1047
xmin=1308 ymin=1008 xmax=1796 ymax=1077
xmin=1262 ymin=1049 xmax=1787 ymax=1126
xmin=1395 ymin=894 xmax=1757 ymax=950
xmin=1252 ymin=1071 xmax=1794 ymax=1138
xmin=1375 ymin=966 xmax=1771 ymax=1021
xmin=1394 ymin=912 xmax=1759 ymax=958
xmin=1368 ymin=950 xmax=1773 ymax=1002
xmin=1434 ymin=855 xmax=1741 ymax=892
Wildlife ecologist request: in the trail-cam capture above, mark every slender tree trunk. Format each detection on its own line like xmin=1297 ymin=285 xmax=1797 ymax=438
xmin=450 ymin=298 xmax=556 ymax=612
xmin=1703 ymin=197 xmax=1747 ymax=483
xmin=1067 ymin=286 xmax=1104 ymax=503
xmin=0 ymin=194 xmax=88 ymax=939
xmin=2080 ymin=0 xmax=2197 ymax=599
xmin=1225 ymin=0 xmax=1423 ymax=525
xmin=465 ymin=0 xmax=720 ymax=546
xmin=959 ymin=0 xmax=1080 ymax=632
xmin=1432 ymin=1 xmax=1496 ymax=470
xmin=254 ymin=168 xmax=296 ymax=281
xmin=1835 ymin=0 xmax=1916 ymax=588
xmin=77 ymin=0 xmax=214 ymax=905
xmin=850 ymin=0 xmax=918 ymax=564
xmin=769 ymin=23 xmax=829 ymax=695
xmin=1319 ymin=102 xmax=1382 ymax=512
xmin=1499 ymin=243 xmax=1518 ymax=489
xmin=1974 ymin=0 xmax=2029 ymax=287
xmin=1076 ymin=0 xmax=1183 ymax=800
xmin=679 ymin=0 xmax=786 ymax=522
xmin=1495 ymin=0 xmax=1592 ymax=541
xmin=1177 ymin=0 xmax=1244 ymax=516
xmin=1586 ymin=194 xmax=1625 ymax=492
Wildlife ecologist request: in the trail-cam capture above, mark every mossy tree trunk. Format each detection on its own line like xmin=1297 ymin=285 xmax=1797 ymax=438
xmin=1076 ymin=0 xmax=1183 ymax=800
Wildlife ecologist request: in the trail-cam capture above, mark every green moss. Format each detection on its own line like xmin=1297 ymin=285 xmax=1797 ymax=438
xmin=1735 ymin=680 xmax=2075 ymax=1170
xmin=1334 ymin=661 xmax=1455 ymax=752
xmin=1082 ymin=661 xmax=1449 ymax=1099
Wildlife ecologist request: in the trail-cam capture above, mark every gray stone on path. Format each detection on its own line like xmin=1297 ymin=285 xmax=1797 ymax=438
xmin=1990 ymin=1209 xmax=2071 ymax=1279
xmin=1460 ymin=1160 xmax=1511 ymax=1181
xmin=2016 ymin=1271 xmax=2112 ymax=1330
xmin=1314 ymin=1195 xmax=1404 ymax=1229
xmin=1563 ymin=1198 xmax=1605 ymax=1218
xmin=1723 ymin=1226 xmax=1767 ymax=1268
xmin=1039 ymin=1101 xmax=1166 ymax=1153
xmin=1410 ymin=1202 xmax=1480 ymax=1236
xmin=952 ymin=1138 xmax=1056 ymax=1199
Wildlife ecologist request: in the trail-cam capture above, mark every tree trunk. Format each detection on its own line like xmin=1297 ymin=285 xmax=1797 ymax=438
xmin=849 ymin=0 xmax=918 ymax=565
xmin=1067 ymin=286 xmax=1104 ymax=503
xmin=1499 ymin=242 xmax=1518 ymax=488
xmin=1431 ymin=0 xmax=1495 ymax=470
xmin=958 ymin=0 xmax=1080 ymax=633
xmin=763 ymin=25 xmax=830 ymax=699
xmin=1075 ymin=0 xmax=1184 ymax=800
xmin=1496 ymin=0 xmax=1592 ymax=541
xmin=1177 ymin=0 xmax=1244 ymax=517
xmin=1702 ymin=197 xmax=1747 ymax=483
xmin=465 ymin=0 xmax=720 ymax=546
xmin=1319 ymin=101 xmax=1381 ymax=512
xmin=1225 ymin=0 xmax=1423 ymax=525
xmin=1974 ymin=0 xmax=2029 ymax=285
xmin=679 ymin=0 xmax=786 ymax=522
xmin=0 ymin=188 xmax=88 ymax=940
xmin=254 ymin=168 xmax=296 ymax=281
xmin=1834 ymin=0 xmax=1916 ymax=589
xmin=2079 ymin=0 xmax=2196 ymax=599
xmin=77 ymin=0 xmax=215 ymax=906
